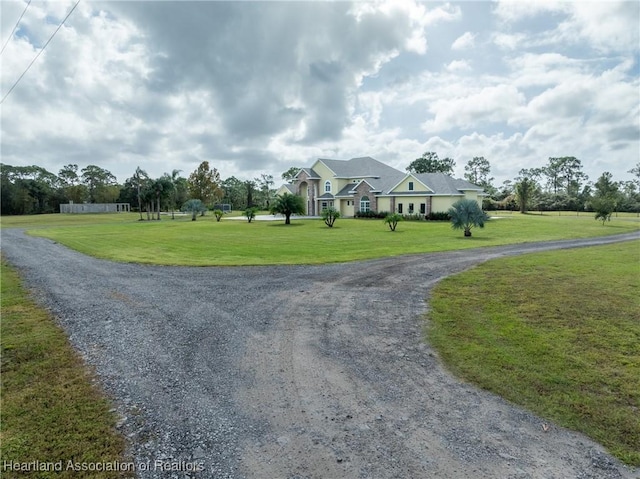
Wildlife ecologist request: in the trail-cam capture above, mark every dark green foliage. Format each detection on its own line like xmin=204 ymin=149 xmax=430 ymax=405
xmin=592 ymin=198 xmax=614 ymax=225
xmin=425 ymin=212 xmax=451 ymax=221
xmin=406 ymin=152 xmax=455 ymax=174
xmin=384 ymin=213 xmax=403 ymax=231
xmin=321 ymin=207 xmax=340 ymax=227
xmin=213 ymin=209 xmax=224 ymax=222
xmin=354 ymin=210 xmax=388 ymax=219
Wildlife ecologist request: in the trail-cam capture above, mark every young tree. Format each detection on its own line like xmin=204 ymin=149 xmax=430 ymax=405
xmin=244 ymin=207 xmax=258 ymax=223
xmin=270 ymin=193 xmax=305 ymax=224
xmin=448 ymin=199 xmax=488 ymax=237
xmin=182 ymin=199 xmax=206 ymax=221
xmin=321 ymin=207 xmax=340 ymax=227
xmin=384 ymin=213 xmax=403 ymax=231
xmin=213 ymin=209 xmax=224 ymax=222
xmin=592 ymin=172 xmax=621 ymax=220
xmin=592 ymin=198 xmax=614 ymax=225
xmin=407 ymin=152 xmax=455 ymax=174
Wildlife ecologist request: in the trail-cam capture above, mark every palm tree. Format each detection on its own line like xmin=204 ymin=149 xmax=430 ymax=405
xmin=270 ymin=193 xmax=305 ymax=224
xmin=321 ymin=207 xmax=340 ymax=227
xmin=169 ymin=169 xmax=182 ymax=219
xmin=515 ymin=178 xmax=536 ymax=213
xmin=384 ymin=213 xmax=403 ymax=231
xmin=448 ymin=199 xmax=488 ymax=237
xmin=182 ymin=199 xmax=206 ymax=221
xmin=134 ymin=166 xmax=148 ymax=221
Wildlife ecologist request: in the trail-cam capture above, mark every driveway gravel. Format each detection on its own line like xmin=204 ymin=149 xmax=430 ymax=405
xmin=1 ymin=228 xmax=639 ymax=479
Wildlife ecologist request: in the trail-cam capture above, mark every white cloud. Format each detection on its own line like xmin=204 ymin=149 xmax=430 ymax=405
xmin=451 ymin=31 xmax=475 ymax=50
xmin=0 ymin=1 xmax=637 ymax=188
xmin=445 ymin=59 xmax=472 ymax=73
xmin=422 ymin=84 xmax=526 ymax=133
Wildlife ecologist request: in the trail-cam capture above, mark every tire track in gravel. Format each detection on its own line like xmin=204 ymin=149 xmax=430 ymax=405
xmin=1 ymin=228 xmax=639 ymax=479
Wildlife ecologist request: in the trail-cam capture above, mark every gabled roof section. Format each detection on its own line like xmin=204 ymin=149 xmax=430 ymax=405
xmin=296 ymin=167 xmax=321 ymax=179
xmin=388 ymin=173 xmax=432 ymax=194
xmin=282 ymin=183 xmax=296 ymax=194
xmin=351 ymin=178 xmax=380 ymax=193
xmin=412 ymin=173 xmax=485 ymax=195
xmin=335 ymin=184 xmax=356 ymax=197
xmin=318 ymin=156 xmax=403 ymax=179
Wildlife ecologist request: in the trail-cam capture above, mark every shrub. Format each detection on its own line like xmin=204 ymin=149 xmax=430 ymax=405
xmin=355 ymin=210 xmax=388 ymax=219
xmin=402 ymin=213 xmax=423 ymax=221
xmin=213 ymin=209 xmax=223 ymax=222
xmin=425 ymin=211 xmax=451 ymax=221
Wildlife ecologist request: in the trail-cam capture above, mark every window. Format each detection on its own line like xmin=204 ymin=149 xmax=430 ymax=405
xmin=360 ymin=196 xmax=370 ymax=212
xmin=420 ymin=203 xmax=426 ymax=214
xmin=408 ymin=181 xmax=414 ymax=191
xmin=321 ymin=201 xmax=328 ymax=211
xmin=324 ymin=181 xmax=331 ymax=193
xmin=398 ymin=203 xmax=403 ymax=214
xmin=409 ymin=203 xmax=414 ymax=214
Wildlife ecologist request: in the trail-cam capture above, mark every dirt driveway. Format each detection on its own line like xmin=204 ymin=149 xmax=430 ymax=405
xmin=1 ymin=229 xmax=638 ymax=479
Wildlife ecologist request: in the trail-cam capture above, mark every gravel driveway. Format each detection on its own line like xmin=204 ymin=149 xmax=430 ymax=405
xmin=1 ymin=229 xmax=639 ymax=479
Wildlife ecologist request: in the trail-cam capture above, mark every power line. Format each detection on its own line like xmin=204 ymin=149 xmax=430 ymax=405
xmin=0 ymin=0 xmax=31 ymax=56
xmin=0 ymin=0 xmax=80 ymax=105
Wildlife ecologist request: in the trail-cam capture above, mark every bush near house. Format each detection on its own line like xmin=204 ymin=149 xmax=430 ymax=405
xmin=425 ymin=211 xmax=451 ymax=221
xmin=355 ymin=210 xmax=388 ymax=219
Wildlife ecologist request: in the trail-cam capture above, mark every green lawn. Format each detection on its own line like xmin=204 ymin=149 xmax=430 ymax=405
xmin=0 ymin=259 xmax=131 ymax=478
xmin=427 ymin=241 xmax=640 ymax=466
xmin=2 ymin=212 xmax=638 ymax=266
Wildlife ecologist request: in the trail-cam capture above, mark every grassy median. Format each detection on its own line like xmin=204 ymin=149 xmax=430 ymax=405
xmin=0 ymin=259 xmax=131 ymax=478
xmin=1 ymin=212 xmax=637 ymax=266
xmin=428 ymin=241 xmax=640 ymax=465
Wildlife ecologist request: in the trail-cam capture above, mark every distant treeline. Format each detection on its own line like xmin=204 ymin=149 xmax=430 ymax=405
xmin=1 ymin=156 xmax=639 ymax=215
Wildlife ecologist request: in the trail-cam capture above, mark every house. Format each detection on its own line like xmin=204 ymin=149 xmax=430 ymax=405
xmin=279 ymin=156 xmax=485 ymax=217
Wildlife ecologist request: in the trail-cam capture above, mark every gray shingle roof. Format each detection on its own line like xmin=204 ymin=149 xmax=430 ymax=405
xmin=297 ymin=168 xmax=321 ymax=179
xmin=411 ymin=173 xmax=483 ymax=195
xmin=317 ymin=192 xmax=334 ymax=199
xmin=318 ymin=157 xmax=403 ymax=179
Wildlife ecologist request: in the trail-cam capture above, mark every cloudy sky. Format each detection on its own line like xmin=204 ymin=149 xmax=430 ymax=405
xmin=1 ymin=1 xmax=638 ymax=188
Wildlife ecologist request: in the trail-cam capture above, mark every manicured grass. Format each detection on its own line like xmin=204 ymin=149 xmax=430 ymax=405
xmin=0 ymin=259 xmax=131 ymax=478
xmin=427 ymin=241 xmax=640 ymax=465
xmin=14 ymin=212 xmax=640 ymax=266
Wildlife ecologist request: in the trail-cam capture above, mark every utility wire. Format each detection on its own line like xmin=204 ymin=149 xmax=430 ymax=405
xmin=0 ymin=0 xmax=31 ymax=56
xmin=0 ymin=0 xmax=80 ymax=105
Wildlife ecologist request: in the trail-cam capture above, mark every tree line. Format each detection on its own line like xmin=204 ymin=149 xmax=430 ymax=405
xmin=0 ymin=162 xmax=276 ymax=216
xmin=1 ymin=155 xmax=639 ymax=216
xmin=406 ymin=152 xmax=640 ymax=215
